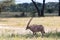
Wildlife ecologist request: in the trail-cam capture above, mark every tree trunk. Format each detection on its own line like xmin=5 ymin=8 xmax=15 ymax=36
xmin=0 ymin=7 xmax=2 ymax=14
xmin=59 ymin=0 xmax=60 ymax=16
xmin=31 ymin=0 xmax=40 ymax=17
xmin=41 ymin=0 xmax=45 ymax=16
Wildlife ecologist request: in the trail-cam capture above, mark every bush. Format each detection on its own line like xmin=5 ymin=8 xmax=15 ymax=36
xmin=46 ymin=8 xmax=54 ymax=13
xmin=15 ymin=15 xmax=19 ymax=17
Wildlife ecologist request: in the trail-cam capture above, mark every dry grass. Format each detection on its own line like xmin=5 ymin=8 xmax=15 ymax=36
xmin=0 ymin=32 xmax=60 ymax=40
xmin=0 ymin=16 xmax=60 ymax=28
xmin=0 ymin=16 xmax=60 ymax=40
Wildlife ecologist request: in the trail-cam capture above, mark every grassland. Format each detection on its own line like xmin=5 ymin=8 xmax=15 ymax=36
xmin=0 ymin=16 xmax=60 ymax=40
xmin=0 ymin=16 xmax=60 ymax=28
xmin=0 ymin=31 xmax=60 ymax=40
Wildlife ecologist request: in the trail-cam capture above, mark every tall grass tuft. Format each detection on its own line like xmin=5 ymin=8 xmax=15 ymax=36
xmin=44 ymin=32 xmax=60 ymax=38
